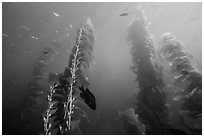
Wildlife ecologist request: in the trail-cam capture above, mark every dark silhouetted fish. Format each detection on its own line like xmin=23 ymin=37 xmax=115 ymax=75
xmin=43 ymin=50 xmax=49 ymax=54
xmin=120 ymin=13 xmax=129 ymax=16
xmin=79 ymin=86 xmax=96 ymax=110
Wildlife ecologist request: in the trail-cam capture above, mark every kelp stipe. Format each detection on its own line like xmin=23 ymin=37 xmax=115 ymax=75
xmin=43 ymin=17 xmax=96 ymax=135
xmin=158 ymin=33 xmax=201 ymax=133
xmin=126 ymin=7 xmax=169 ymax=134
xmin=21 ymin=41 xmax=61 ymax=134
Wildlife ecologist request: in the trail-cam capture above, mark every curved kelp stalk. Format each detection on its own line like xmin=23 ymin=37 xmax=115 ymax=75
xmin=158 ymin=33 xmax=201 ymax=134
xmin=21 ymin=41 xmax=61 ymax=134
xmin=43 ymin=17 xmax=96 ymax=135
xmin=126 ymin=7 xmax=169 ymax=134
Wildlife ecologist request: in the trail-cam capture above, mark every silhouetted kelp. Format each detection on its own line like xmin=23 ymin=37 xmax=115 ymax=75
xmin=125 ymin=7 xmax=170 ymax=135
xmin=21 ymin=41 xmax=61 ymax=134
xmin=118 ymin=108 xmax=145 ymax=134
xmin=43 ymin=17 xmax=96 ymax=135
xmin=158 ymin=33 xmax=202 ymax=134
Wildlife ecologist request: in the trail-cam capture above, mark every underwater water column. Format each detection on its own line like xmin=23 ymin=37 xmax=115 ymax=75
xmin=158 ymin=33 xmax=202 ymax=134
xmin=126 ymin=8 xmax=169 ymax=134
xmin=21 ymin=41 xmax=61 ymax=134
xmin=43 ymin=17 xmax=96 ymax=135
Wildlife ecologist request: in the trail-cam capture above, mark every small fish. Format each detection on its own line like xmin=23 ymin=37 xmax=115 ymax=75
xmin=31 ymin=35 xmax=39 ymax=40
xmin=120 ymin=13 xmax=129 ymax=16
xmin=21 ymin=25 xmax=31 ymax=31
xmin=43 ymin=50 xmax=49 ymax=54
xmin=188 ymin=17 xmax=200 ymax=21
xmin=53 ymin=12 xmax=60 ymax=17
xmin=69 ymin=24 xmax=73 ymax=28
xmin=79 ymin=85 xmax=96 ymax=110
xmin=2 ymin=33 xmax=8 ymax=37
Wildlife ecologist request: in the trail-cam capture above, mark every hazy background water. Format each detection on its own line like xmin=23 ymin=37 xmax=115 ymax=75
xmin=2 ymin=2 xmax=202 ymax=134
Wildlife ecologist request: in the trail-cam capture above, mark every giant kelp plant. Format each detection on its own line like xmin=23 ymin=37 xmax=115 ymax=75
xmin=43 ymin=17 xmax=96 ymax=135
xmin=21 ymin=41 xmax=61 ymax=134
xmin=126 ymin=8 xmax=169 ymax=134
xmin=158 ymin=33 xmax=202 ymax=134
xmin=123 ymin=7 xmax=201 ymax=134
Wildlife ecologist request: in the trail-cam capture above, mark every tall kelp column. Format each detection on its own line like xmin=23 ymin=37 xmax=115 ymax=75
xmin=126 ymin=8 xmax=169 ymax=134
xmin=158 ymin=33 xmax=202 ymax=134
xmin=21 ymin=41 xmax=61 ymax=134
xmin=43 ymin=17 xmax=96 ymax=135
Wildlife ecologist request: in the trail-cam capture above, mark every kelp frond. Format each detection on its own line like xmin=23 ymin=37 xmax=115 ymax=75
xmin=43 ymin=17 xmax=96 ymax=135
xmin=158 ymin=33 xmax=202 ymax=120
xmin=126 ymin=6 xmax=168 ymax=134
xmin=21 ymin=41 xmax=61 ymax=134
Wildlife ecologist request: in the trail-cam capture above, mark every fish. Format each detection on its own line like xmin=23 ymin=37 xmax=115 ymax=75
xmin=2 ymin=33 xmax=8 ymax=37
xmin=120 ymin=13 xmax=129 ymax=16
xmin=79 ymin=85 xmax=96 ymax=110
xmin=31 ymin=35 xmax=39 ymax=40
xmin=53 ymin=12 xmax=60 ymax=17
xmin=188 ymin=17 xmax=200 ymax=21
xmin=21 ymin=25 xmax=31 ymax=31
xmin=43 ymin=50 xmax=49 ymax=54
